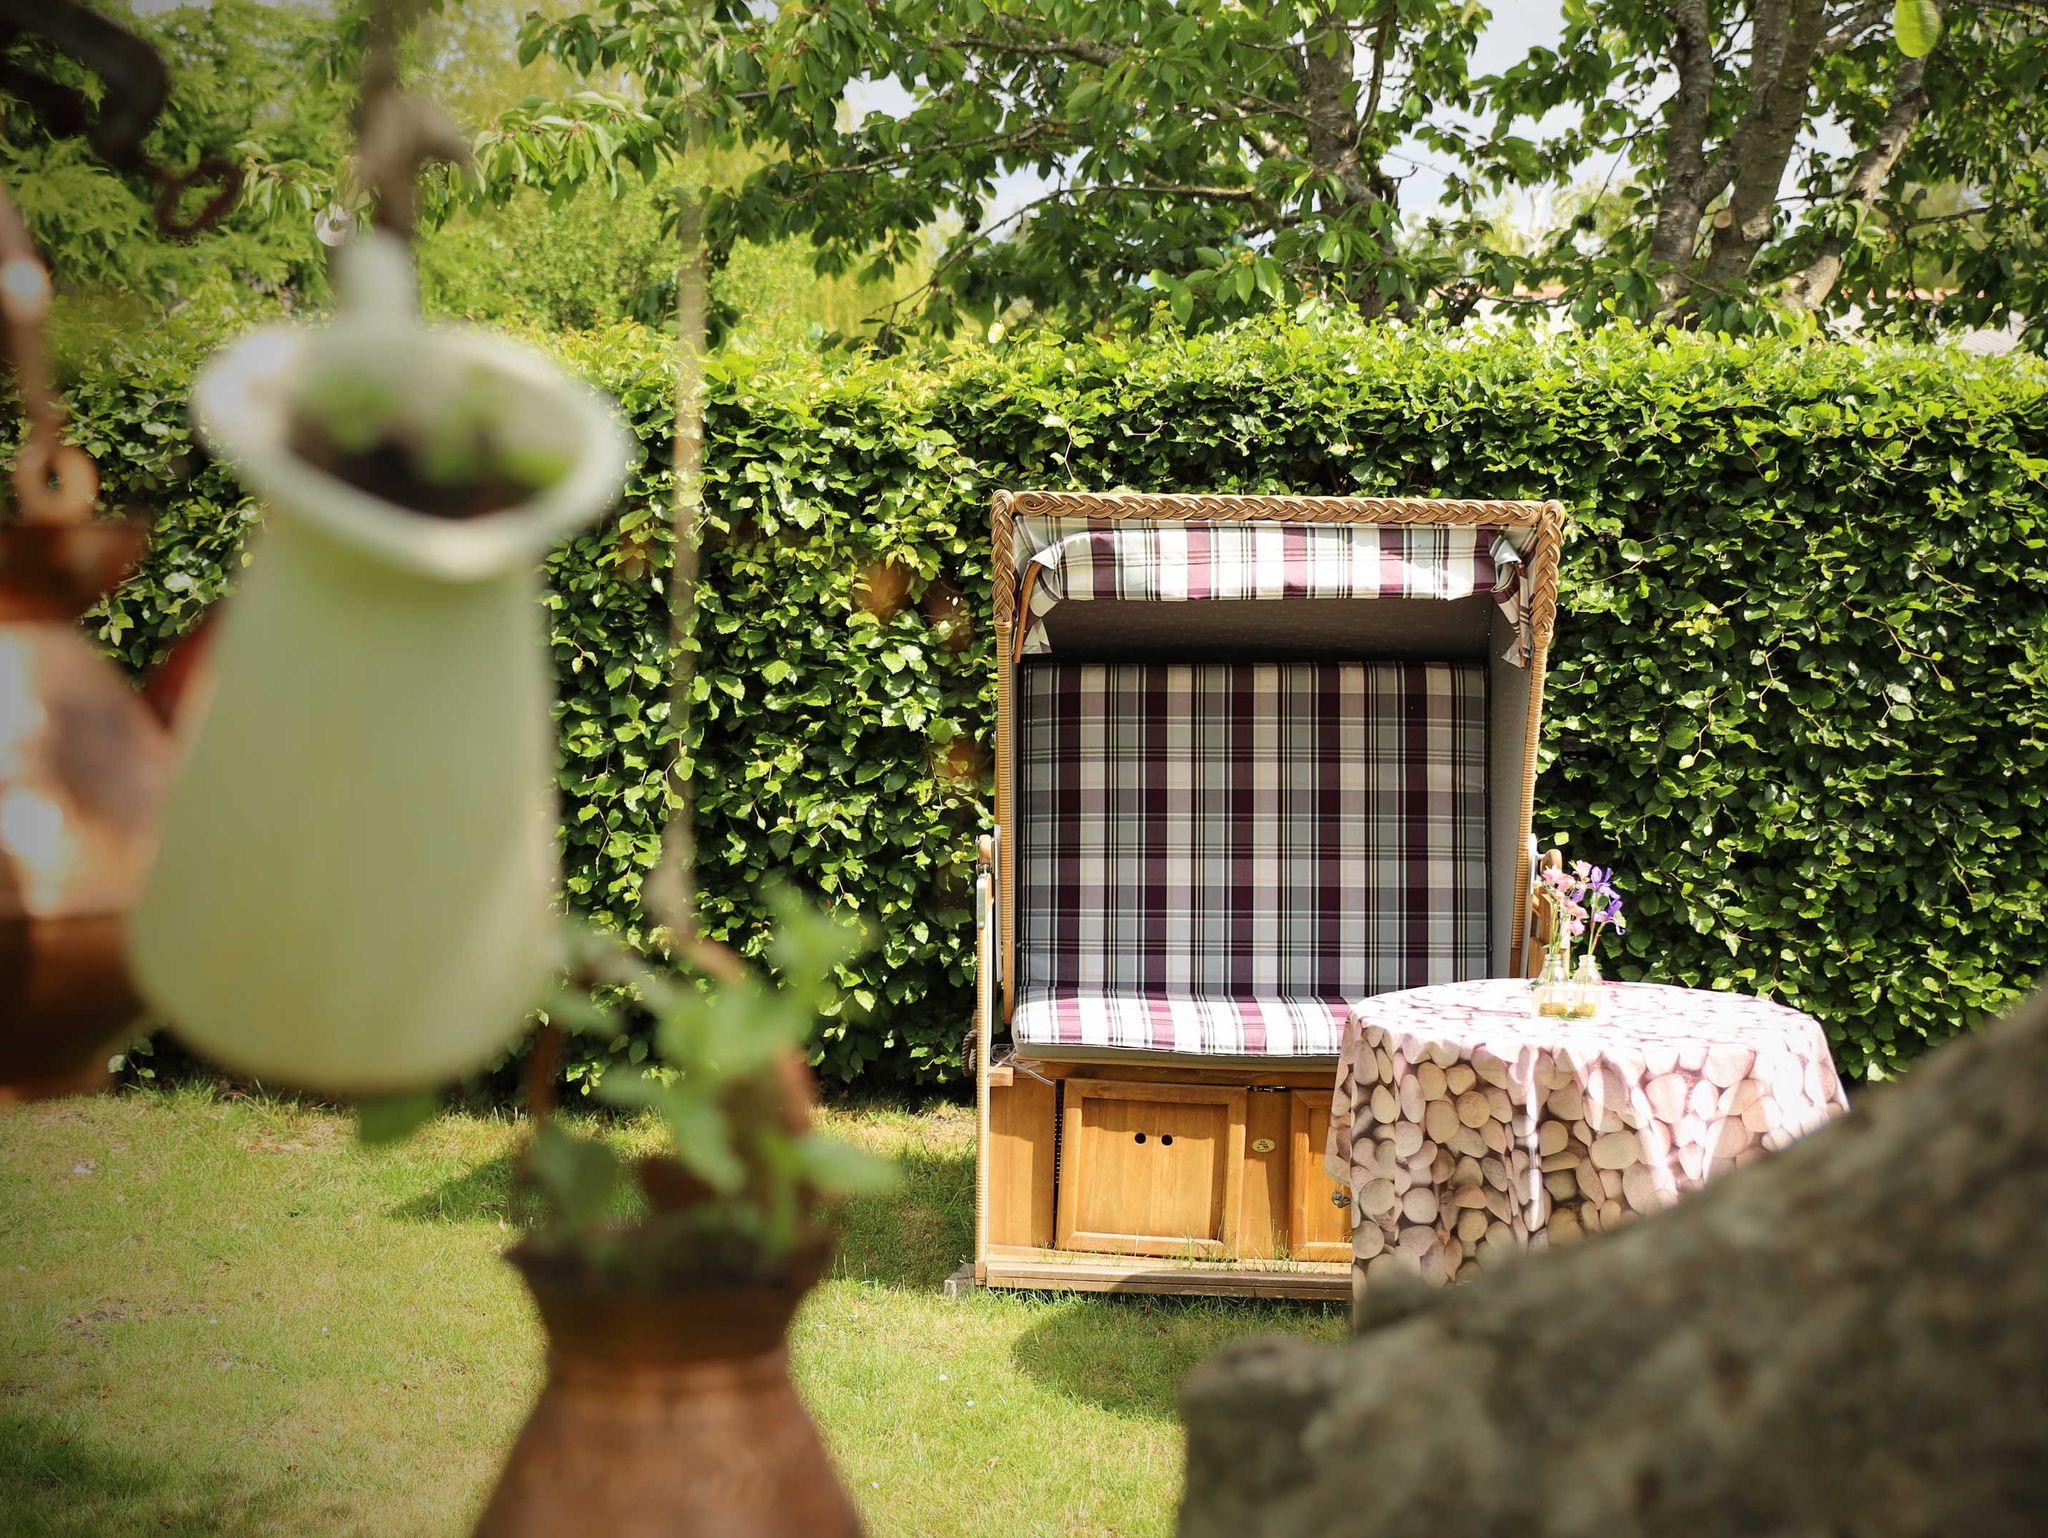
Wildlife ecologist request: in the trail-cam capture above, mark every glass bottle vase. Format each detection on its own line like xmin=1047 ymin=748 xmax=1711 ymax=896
xmin=1533 ymin=945 xmax=1573 ymax=1019
xmin=1568 ymin=953 xmax=1604 ymax=1020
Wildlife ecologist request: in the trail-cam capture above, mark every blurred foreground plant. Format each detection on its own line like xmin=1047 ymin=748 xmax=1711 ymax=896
xmin=517 ymin=895 xmax=896 ymax=1286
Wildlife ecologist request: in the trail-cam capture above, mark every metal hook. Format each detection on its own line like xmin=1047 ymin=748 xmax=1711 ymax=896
xmin=151 ymin=158 xmax=245 ymax=240
xmin=353 ymin=40 xmax=472 ymax=243
xmin=0 ymin=0 xmax=241 ymax=236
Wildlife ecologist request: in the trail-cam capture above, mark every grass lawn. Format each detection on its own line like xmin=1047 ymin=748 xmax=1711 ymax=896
xmin=0 ymin=1087 xmax=1342 ymax=1537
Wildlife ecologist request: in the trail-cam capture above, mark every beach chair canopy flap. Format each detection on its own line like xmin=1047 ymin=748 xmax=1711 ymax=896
xmin=1015 ymin=518 xmax=1532 ymax=664
xmin=1035 ymin=591 xmax=1499 ymax=661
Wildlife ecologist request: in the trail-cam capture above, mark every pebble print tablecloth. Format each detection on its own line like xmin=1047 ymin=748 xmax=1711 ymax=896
xmin=1326 ymin=978 xmax=1849 ymax=1292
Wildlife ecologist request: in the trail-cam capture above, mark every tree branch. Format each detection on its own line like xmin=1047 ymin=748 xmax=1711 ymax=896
xmin=1785 ymin=53 xmax=1931 ymax=311
xmin=1298 ymin=4 xmax=1393 ymax=213
xmin=1814 ymin=0 xmax=1891 ymax=56
xmin=1362 ymin=0 xmax=1397 ymax=126
xmin=799 ymin=120 xmax=1064 ymax=179
xmin=1244 ymin=125 xmax=1292 ymax=162
xmin=1900 ymin=202 xmax=1999 ymax=229
xmin=1954 ymin=0 xmax=2048 ymax=19
xmin=939 ymin=30 xmax=1123 ymax=69
xmin=1691 ymin=142 xmax=1739 ymax=213
xmin=866 ymin=177 xmax=1271 ymax=329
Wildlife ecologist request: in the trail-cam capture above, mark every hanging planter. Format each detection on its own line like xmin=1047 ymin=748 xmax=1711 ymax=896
xmin=0 ymin=176 xmax=172 ymax=1104
xmin=0 ymin=521 xmax=173 ymax=1102
xmin=128 ymin=234 xmax=632 ymax=1094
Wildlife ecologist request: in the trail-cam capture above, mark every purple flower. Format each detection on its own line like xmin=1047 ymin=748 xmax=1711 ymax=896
xmin=1548 ymin=854 xmax=1627 ymax=951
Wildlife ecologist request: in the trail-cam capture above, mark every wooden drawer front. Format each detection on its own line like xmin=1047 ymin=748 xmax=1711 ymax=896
xmin=1058 ymin=1080 xmax=1246 ymax=1259
xmin=1288 ymin=1091 xmax=1353 ymax=1262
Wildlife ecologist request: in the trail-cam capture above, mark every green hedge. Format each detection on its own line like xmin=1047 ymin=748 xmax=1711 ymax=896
xmin=40 ymin=313 xmax=2048 ymax=1085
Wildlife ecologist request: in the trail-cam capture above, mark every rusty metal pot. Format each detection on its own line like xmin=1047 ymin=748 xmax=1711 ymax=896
xmin=474 ymin=1238 xmax=862 ymax=1538
xmin=0 ymin=521 xmax=173 ymax=1102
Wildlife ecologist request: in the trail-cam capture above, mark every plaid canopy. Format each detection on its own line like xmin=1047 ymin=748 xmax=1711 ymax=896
xmin=1013 ymin=660 xmax=1490 ymax=1056
xmin=1015 ymin=520 xmax=1531 ymax=662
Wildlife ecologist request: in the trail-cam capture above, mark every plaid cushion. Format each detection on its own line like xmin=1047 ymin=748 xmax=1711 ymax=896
xmin=1017 ymin=522 xmax=1530 ymax=663
xmin=1014 ymin=661 xmax=1489 ymax=1055
xmin=1011 ymin=989 xmax=1349 ymax=1057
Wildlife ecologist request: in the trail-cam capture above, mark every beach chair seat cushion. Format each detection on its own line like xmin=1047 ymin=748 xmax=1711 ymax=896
xmin=1010 ymin=987 xmax=1350 ymax=1058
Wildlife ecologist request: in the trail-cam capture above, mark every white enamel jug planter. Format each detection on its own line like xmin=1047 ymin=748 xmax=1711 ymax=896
xmin=129 ymin=234 xmax=632 ymax=1094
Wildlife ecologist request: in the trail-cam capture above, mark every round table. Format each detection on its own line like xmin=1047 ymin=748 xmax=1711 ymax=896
xmin=1325 ymin=978 xmax=1849 ymax=1291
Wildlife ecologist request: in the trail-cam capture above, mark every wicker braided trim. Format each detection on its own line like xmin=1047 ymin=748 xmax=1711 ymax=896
xmin=1522 ymin=503 xmax=1564 ymax=652
xmin=1007 ymin=489 xmax=1552 ymax=524
xmin=992 ymin=489 xmax=1020 ymax=641
xmin=993 ymin=491 xmax=1018 ymax=1022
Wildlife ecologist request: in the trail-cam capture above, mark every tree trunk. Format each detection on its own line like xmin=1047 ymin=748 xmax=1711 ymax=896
xmin=1179 ymin=979 xmax=2048 ymax=1537
xmin=1692 ymin=0 xmax=1831 ymax=303
xmin=1647 ymin=0 xmax=1721 ymax=310
xmin=1293 ymin=4 xmax=1399 ymax=315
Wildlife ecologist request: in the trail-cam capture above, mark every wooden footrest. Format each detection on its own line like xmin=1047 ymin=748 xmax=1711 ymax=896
xmin=978 ymin=1245 xmax=1348 ymax=1301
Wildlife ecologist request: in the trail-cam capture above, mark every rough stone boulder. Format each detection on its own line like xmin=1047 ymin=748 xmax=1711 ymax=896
xmin=1179 ymin=982 xmax=2048 ymax=1537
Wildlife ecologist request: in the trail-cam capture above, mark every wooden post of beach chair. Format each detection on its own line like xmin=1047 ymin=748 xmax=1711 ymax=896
xmin=972 ymin=491 xmax=1565 ymax=1299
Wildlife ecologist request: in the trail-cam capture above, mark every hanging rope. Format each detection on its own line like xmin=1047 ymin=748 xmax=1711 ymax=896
xmin=636 ymin=2 xmax=739 ymax=985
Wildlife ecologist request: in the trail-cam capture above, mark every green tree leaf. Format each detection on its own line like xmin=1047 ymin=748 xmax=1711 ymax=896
xmin=1894 ymin=0 xmax=1942 ymax=57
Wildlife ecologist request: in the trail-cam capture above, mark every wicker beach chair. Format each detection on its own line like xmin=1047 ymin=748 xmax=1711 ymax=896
xmin=969 ymin=491 xmax=1565 ymax=1299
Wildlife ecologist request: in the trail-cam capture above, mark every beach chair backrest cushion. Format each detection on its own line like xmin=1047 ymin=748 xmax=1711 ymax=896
xmin=1011 ymin=659 xmax=1488 ymax=1054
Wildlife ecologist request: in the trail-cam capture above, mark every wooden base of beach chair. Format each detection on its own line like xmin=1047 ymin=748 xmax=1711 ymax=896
xmin=974 ymin=1060 xmax=1353 ymax=1297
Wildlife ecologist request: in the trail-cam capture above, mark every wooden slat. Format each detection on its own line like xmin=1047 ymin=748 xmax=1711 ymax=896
xmin=973 ymin=863 xmax=993 ymax=1277
xmin=992 ymin=491 xmax=1017 ymax=1025
xmin=1020 ymin=1058 xmax=1336 ymax=1090
xmin=1061 ymin=1079 xmax=1261 ymax=1106
xmin=1288 ymin=1090 xmax=1353 ymax=1263
xmin=1239 ymin=1089 xmax=1292 ymax=1259
xmin=986 ymin=1073 xmax=1057 ymax=1249
xmin=982 ymin=1245 xmax=1348 ymax=1301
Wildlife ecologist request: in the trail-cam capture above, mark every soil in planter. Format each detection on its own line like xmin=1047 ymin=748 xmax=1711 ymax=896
xmin=286 ymin=414 xmax=566 ymax=521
